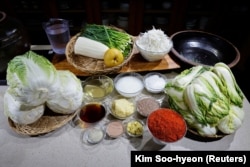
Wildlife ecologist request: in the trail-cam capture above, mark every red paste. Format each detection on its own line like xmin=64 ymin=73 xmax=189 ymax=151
xmin=148 ymin=108 xmax=186 ymax=142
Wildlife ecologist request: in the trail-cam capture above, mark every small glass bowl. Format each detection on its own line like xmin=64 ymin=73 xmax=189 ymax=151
xmin=105 ymin=120 xmax=124 ymax=139
xmin=143 ymin=72 xmax=167 ymax=93
xmin=77 ymin=102 xmax=107 ymax=128
xmin=147 ymin=108 xmax=187 ymax=145
xmin=82 ymin=126 xmax=106 ymax=145
xmin=136 ymin=96 xmax=160 ymax=117
xmin=82 ymin=75 xmax=114 ymax=101
xmin=125 ymin=119 xmax=144 ymax=137
xmin=114 ymin=72 xmax=144 ymax=98
xmin=109 ymin=95 xmax=135 ymax=120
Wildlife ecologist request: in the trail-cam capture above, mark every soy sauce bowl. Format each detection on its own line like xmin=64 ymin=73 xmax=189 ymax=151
xmin=78 ymin=102 xmax=107 ymax=127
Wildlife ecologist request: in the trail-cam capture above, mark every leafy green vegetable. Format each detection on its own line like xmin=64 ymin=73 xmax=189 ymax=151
xmin=217 ymin=105 xmax=244 ymax=134
xmin=4 ymin=90 xmax=45 ymax=125
xmin=80 ymin=24 xmax=132 ymax=57
xmin=165 ymin=62 xmax=244 ymax=137
xmin=213 ymin=63 xmax=244 ymax=107
xmin=6 ymin=51 xmax=58 ymax=106
xmin=4 ymin=51 xmax=84 ymax=124
xmin=46 ymin=70 xmax=83 ymax=114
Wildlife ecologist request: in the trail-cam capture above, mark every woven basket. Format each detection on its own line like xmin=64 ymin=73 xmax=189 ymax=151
xmin=8 ymin=107 xmax=77 ymax=136
xmin=65 ymin=32 xmax=136 ymax=75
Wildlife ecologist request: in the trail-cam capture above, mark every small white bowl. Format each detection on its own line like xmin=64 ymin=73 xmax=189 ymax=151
xmin=114 ymin=72 xmax=144 ymax=97
xmin=143 ymin=72 xmax=167 ymax=93
xmin=135 ymin=39 xmax=173 ymax=62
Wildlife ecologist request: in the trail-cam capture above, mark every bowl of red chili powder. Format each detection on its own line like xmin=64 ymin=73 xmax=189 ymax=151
xmin=147 ymin=108 xmax=187 ymax=144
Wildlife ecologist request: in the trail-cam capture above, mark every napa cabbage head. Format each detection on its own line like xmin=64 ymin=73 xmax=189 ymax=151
xmin=6 ymin=51 xmax=58 ymax=106
xmin=46 ymin=70 xmax=84 ymax=114
xmin=4 ymin=90 xmax=45 ymax=124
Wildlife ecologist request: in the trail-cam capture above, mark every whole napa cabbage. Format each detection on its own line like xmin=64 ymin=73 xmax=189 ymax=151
xmin=6 ymin=51 xmax=58 ymax=107
xmin=46 ymin=70 xmax=83 ymax=114
xmin=4 ymin=51 xmax=84 ymax=124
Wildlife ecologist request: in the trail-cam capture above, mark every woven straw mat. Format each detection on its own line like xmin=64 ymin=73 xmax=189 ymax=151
xmin=8 ymin=108 xmax=77 ymax=136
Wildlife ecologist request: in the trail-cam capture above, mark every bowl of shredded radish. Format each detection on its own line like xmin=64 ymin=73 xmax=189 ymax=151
xmin=135 ymin=28 xmax=173 ymax=62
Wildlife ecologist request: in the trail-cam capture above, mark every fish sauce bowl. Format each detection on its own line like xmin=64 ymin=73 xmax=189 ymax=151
xmin=82 ymin=75 xmax=114 ymax=101
xmin=147 ymin=108 xmax=187 ymax=145
xmin=170 ymin=30 xmax=240 ymax=68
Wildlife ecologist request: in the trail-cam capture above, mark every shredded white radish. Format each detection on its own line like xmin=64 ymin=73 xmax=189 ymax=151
xmin=136 ymin=27 xmax=173 ymax=52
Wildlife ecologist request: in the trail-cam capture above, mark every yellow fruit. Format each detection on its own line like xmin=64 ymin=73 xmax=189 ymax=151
xmin=104 ymin=48 xmax=124 ymax=67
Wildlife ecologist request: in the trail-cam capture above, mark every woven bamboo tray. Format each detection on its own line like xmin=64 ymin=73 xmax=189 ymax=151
xmin=8 ymin=107 xmax=77 ymax=136
xmin=65 ymin=32 xmax=136 ymax=75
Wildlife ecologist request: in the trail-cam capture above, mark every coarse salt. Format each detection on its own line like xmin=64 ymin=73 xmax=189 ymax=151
xmin=145 ymin=74 xmax=166 ymax=91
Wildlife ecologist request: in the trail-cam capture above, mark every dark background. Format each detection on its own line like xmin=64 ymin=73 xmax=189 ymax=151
xmin=1 ymin=0 xmax=250 ymax=100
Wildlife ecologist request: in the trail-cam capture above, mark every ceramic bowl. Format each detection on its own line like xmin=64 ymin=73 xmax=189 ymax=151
xmin=170 ymin=30 xmax=240 ymax=68
xmin=135 ymin=39 xmax=172 ymax=62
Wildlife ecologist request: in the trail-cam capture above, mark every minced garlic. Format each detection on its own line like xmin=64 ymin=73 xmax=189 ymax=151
xmin=126 ymin=120 xmax=143 ymax=136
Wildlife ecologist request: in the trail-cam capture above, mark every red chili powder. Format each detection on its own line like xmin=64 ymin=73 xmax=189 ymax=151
xmin=148 ymin=108 xmax=186 ymax=142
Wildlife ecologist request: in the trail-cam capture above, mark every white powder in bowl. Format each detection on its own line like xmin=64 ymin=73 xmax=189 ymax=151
xmin=87 ymin=127 xmax=104 ymax=144
xmin=145 ymin=74 xmax=166 ymax=91
xmin=116 ymin=76 xmax=143 ymax=94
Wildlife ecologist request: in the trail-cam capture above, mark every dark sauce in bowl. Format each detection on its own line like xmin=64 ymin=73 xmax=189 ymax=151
xmin=79 ymin=103 xmax=106 ymax=123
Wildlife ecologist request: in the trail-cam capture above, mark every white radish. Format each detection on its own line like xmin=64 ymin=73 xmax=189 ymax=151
xmin=74 ymin=36 xmax=109 ymax=59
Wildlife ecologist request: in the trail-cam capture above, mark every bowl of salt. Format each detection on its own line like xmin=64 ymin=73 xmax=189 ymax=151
xmin=143 ymin=72 xmax=167 ymax=93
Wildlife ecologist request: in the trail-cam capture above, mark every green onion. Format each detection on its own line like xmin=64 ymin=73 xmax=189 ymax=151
xmin=80 ymin=24 xmax=132 ymax=57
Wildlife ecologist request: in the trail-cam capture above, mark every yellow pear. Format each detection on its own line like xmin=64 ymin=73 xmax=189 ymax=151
xmin=104 ymin=48 xmax=124 ymax=67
